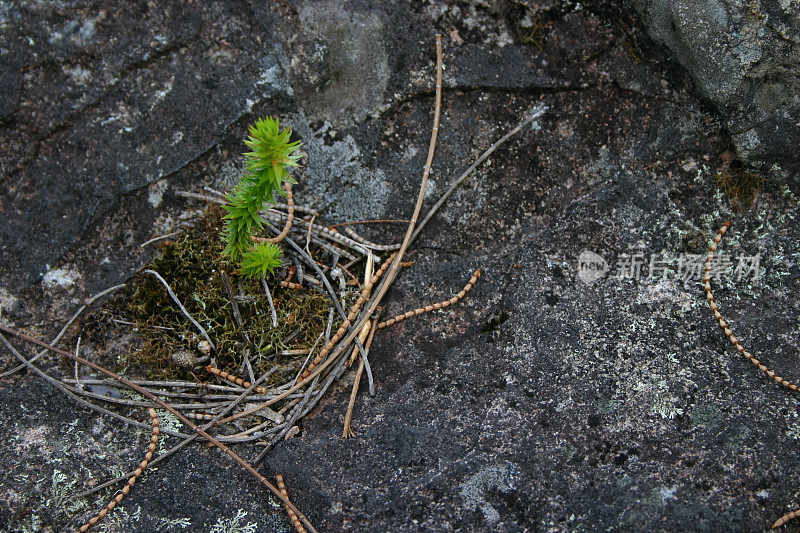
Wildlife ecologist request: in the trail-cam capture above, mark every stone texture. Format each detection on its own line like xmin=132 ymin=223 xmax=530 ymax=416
xmin=631 ymin=0 xmax=800 ymax=170
xmin=2 ymin=1 xmax=800 ymax=532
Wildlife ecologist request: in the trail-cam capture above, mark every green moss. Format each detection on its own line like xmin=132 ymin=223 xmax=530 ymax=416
xmin=118 ymin=207 xmax=339 ymax=383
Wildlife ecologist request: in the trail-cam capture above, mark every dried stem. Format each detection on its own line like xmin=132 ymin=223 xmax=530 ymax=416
xmin=342 ymin=226 xmax=401 ymax=251
xmin=773 ymin=509 xmax=800 ymax=529
xmin=343 ymin=315 xmax=380 ymax=438
xmin=261 ymin=275 xmax=279 ymax=328
xmin=410 ymin=105 xmax=545 ymax=245
xmin=220 ymin=270 xmax=250 ymax=346
xmin=299 ymin=251 xmax=397 ymax=380
xmin=139 ymin=231 xmax=181 ymax=248
xmin=144 ymin=269 xmax=216 ymax=351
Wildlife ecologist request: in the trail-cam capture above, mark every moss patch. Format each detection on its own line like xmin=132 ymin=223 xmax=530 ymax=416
xmin=107 ymin=207 xmax=339 ymax=384
xmin=713 ymin=158 xmax=765 ymax=209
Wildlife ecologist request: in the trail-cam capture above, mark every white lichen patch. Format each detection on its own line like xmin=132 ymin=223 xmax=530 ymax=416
xmin=0 ymin=287 xmax=19 ymax=315
xmin=97 ymin=505 xmax=142 ymax=533
xmin=48 ymin=18 xmax=97 ymax=46
xmin=656 ymin=485 xmax=679 ymax=504
xmin=47 ymin=469 xmax=87 ymax=514
xmin=42 ymin=266 xmax=81 ymax=288
xmin=459 ymin=462 xmax=519 ymax=525
xmin=255 ymin=62 xmax=294 ymax=96
xmin=63 ymin=64 xmax=92 ymax=85
xmin=99 ymin=104 xmax=134 ymax=127
xmin=652 ymin=395 xmax=685 ymax=420
xmin=210 ymin=509 xmax=257 ymax=533
xmin=289 ymin=113 xmax=390 ymax=222
xmin=148 ymin=179 xmax=169 ymax=207
xmin=152 ymin=76 xmax=175 ymax=104
xmin=785 ymin=409 xmax=800 ymax=440
xmin=155 ymin=408 xmax=183 ymax=453
xmin=637 ymin=278 xmax=695 ymax=314
xmin=18 ymin=425 xmax=52 ymax=452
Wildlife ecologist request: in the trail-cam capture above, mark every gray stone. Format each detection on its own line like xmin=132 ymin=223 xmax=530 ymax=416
xmin=274 ymin=2 xmax=389 ymax=127
xmin=631 ymin=0 xmax=800 ymax=169
xmin=2 ymin=1 xmax=800 ymax=532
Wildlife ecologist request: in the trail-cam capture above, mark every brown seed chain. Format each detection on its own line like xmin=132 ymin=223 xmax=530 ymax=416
xmin=284 ymin=266 xmax=296 ymax=284
xmin=206 ymin=364 xmax=269 ymax=394
xmin=276 ymin=474 xmax=306 ymax=533
xmin=704 ymin=222 xmax=800 ymax=529
xmin=299 ymin=252 xmax=398 ymax=380
xmin=377 ymin=269 xmax=480 ymax=329
xmin=76 ymin=408 xmax=159 ymax=533
xmin=773 ymin=508 xmax=800 ymax=529
xmin=280 ymin=280 xmax=303 ymax=290
xmin=704 ymin=222 xmax=800 ymax=392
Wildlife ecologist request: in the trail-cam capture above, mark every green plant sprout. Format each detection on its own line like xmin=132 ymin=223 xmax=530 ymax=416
xmin=222 ymin=117 xmax=301 ymax=277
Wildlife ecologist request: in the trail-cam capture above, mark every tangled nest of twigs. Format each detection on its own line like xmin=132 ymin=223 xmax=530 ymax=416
xmin=73 ymin=194 xmax=401 ymax=453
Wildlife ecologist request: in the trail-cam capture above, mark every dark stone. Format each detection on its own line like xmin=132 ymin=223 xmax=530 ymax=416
xmin=2 ymin=1 xmax=800 ymax=532
xmin=0 ymin=62 xmax=20 ymax=122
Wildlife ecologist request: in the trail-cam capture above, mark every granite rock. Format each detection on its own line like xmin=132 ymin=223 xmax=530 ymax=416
xmin=631 ymin=0 xmax=800 ymax=170
xmin=2 ymin=1 xmax=800 ymax=532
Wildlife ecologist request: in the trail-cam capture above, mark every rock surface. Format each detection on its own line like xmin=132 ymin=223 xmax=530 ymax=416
xmin=632 ymin=0 xmax=800 ymax=169
xmin=2 ymin=1 xmax=800 ymax=532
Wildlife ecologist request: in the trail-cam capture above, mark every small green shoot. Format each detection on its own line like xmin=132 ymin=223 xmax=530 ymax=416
xmin=222 ymin=117 xmax=301 ymax=276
